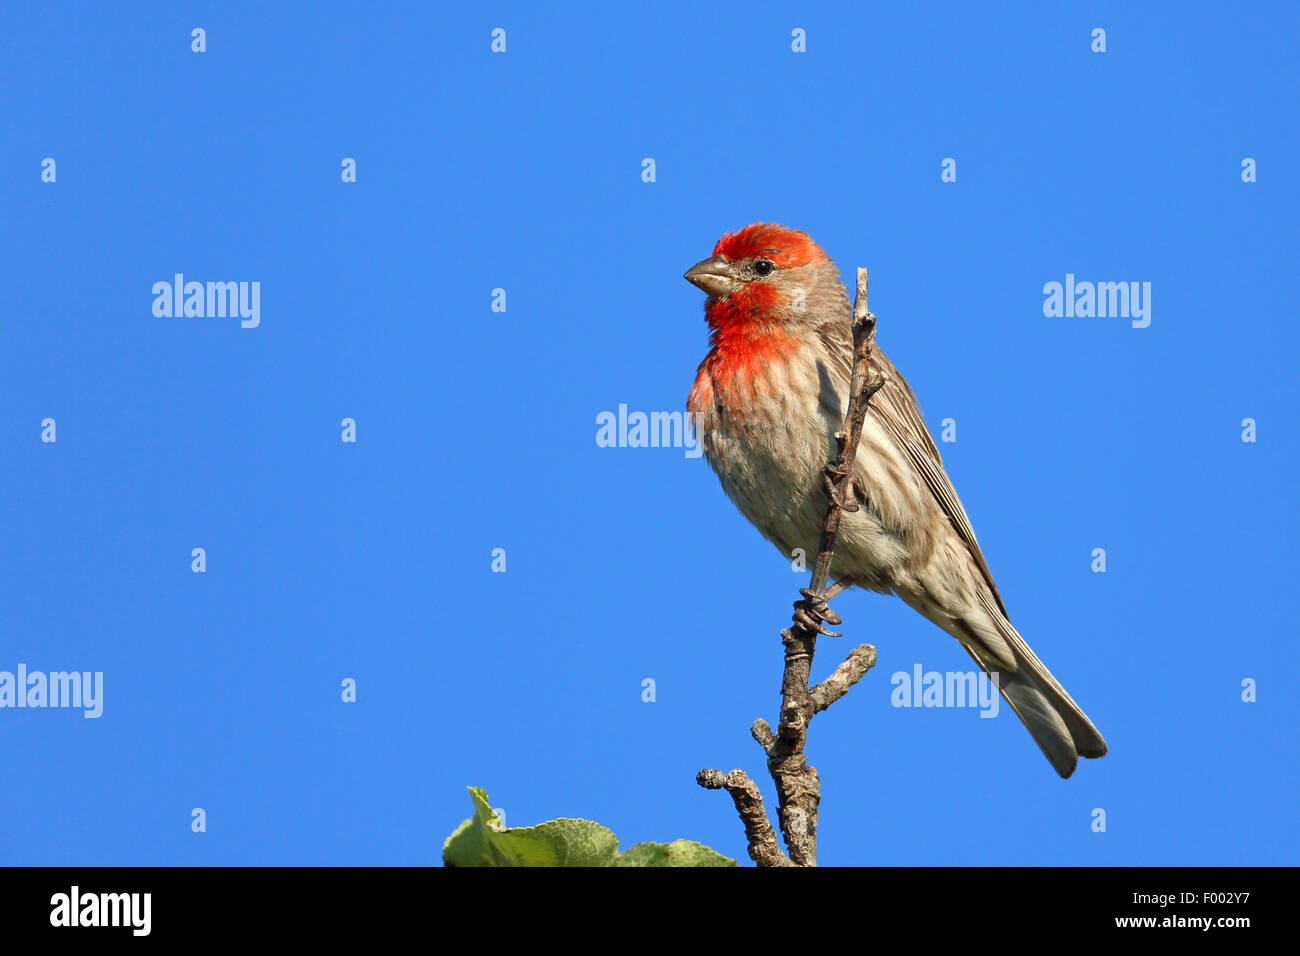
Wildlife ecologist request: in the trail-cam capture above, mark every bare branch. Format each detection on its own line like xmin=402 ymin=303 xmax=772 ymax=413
xmin=699 ymin=266 xmax=881 ymax=867
xmin=811 ymin=644 xmax=878 ymax=714
xmin=808 ymin=267 xmax=884 ymax=601
xmin=696 ymin=769 xmax=793 ymax=867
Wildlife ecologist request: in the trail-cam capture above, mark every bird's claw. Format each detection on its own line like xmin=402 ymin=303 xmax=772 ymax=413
xmin=793 ymin=588 xmax=842 ymax=637
xmin=822 ymin=464 xmax=860 ymax=513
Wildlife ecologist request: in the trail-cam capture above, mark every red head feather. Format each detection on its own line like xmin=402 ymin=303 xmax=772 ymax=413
xmin=712 ymin=223 xmax=824 ymax=268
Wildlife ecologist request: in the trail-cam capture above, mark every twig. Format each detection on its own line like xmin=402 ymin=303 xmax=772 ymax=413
xmin=810 ymin=644 xmax=877 ymax=714
xmin=698 ymin=267 xmax=883 ymax=867
xmin=809 ymin=267 xmax=885 ymax=598
xmin=696 ymin=769 xmax=793 ymax=867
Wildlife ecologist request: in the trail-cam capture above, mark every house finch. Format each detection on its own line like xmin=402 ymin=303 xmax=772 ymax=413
xmin=684 ymin=223 xmax=1106 ymax=778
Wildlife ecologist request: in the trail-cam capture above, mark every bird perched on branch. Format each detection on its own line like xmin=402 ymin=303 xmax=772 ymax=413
xmin=684 ymin=223 xmax=1106 ymax=778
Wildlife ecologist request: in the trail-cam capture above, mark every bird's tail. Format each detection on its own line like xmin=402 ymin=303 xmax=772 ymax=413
xmin=957 ymin=599 xmax=1107 ymax=778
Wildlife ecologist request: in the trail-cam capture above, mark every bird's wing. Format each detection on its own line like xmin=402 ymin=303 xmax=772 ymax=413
xmin=864 ymin=349 xmax=1009 ymax=617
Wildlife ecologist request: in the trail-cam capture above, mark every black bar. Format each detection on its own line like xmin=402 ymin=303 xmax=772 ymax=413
xmin=0 ymin=866 xmax=1282 ymax=941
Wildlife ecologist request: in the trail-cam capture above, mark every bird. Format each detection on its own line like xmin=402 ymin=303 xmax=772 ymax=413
xmin=683 ymin=222 xmax=1107 ymax=778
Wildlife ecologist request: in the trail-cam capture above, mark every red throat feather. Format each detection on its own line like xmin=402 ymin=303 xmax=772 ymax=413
xmin=689 ymin=287 xmax=800 ymax=413
xmin=687 ymin=223 xmax=822 ymax=416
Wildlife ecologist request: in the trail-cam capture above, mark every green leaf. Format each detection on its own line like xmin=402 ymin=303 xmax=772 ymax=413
xmin=442 ymin=787 xmax=620 ymax=867
xmin=442 ymin=788 xmax=736 ymax=867
xmin=615 ymin=840 xmax=737 ymax=867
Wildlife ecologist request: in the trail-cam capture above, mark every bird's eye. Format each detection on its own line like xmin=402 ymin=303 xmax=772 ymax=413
xmin=753 ymin=258 xmax=775 ymax=277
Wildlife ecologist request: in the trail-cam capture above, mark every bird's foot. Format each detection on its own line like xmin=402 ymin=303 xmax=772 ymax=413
xmin=793 ymin=588 xmax=842 ymax=637
xmin=823 ymin=575 xmax=858 ymax=600
xmin=822 ymin=464 xmax=860 ymax=513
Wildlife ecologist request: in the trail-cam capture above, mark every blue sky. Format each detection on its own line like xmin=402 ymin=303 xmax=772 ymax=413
xmin=1 ymin=1 xmax=1295 ymax=866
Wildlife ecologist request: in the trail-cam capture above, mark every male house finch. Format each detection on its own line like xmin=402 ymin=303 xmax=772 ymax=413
xmin=684 ymin=223 xmax=1106 ymax=777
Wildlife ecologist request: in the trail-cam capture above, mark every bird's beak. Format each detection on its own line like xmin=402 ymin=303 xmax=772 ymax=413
xmin=684 ymin=255 xmax=735 ymax=297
